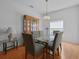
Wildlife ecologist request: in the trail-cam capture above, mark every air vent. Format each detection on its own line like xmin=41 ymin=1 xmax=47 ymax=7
xmin=29 ymin=5 xmax=34 ymax=8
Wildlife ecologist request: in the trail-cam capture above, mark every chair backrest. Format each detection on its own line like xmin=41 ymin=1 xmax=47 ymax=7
xmin=53 ymin=32 xmax=63 ymax=51
xmin=53 ymin=31 xmax=60 ymax=35
xmin=32 ymin=31 xmax=40 ymax=39
xmin=39 ymin=31 xmax=44 ymax=38
xmin=22 ymin=33 xmax=35 ymax=54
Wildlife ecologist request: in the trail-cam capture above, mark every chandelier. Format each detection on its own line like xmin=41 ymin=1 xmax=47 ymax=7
xmin=44 ymin=0 xmax=50 ymax=20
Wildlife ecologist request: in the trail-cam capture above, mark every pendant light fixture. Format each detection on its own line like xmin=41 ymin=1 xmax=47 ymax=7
xmin=44 ymin=0 xmax=50 ymax=20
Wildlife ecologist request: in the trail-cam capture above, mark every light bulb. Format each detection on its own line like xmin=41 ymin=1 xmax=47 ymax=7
xmin=44 ymin=16 xmax=50 ymax=20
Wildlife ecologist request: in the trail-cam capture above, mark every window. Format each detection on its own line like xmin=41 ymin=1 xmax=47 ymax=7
xmin=50 ymin=20 xmax=63 ymax=28
xmin=49 ymin=20 xmax=64 ymax=40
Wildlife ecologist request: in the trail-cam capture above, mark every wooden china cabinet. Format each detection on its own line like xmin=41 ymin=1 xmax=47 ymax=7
xmin=23 ymin=15 xmax=39 ymax=34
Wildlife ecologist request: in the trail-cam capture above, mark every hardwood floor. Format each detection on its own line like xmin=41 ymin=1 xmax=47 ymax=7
xmin=0 ymin=42 xmax=79 ymax=59
xmin=61 ymin=42 xmax=79 ymax=59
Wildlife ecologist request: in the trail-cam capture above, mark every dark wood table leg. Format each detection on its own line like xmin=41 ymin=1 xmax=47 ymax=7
xmin=3 ymin=42 xmax=7 ymax=54
xmin=46 ymin=43 xmax=48 ymax=59
xmin=25 ymin=46 xmax=27 ymax=59
xmin=16 ymin=40 xmax=18 ymax=48
xmin=43 ymin=48 xmax=45 ymax=59
xmin=12 ymin=41 xmax=15 ymax=48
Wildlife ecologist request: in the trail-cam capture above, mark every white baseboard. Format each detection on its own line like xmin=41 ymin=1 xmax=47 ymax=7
xmin=62 ymin=40 xmax=79 ymax=45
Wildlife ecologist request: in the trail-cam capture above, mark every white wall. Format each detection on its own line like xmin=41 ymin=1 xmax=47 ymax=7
xmin=49 ymin=5 xmax=79 ymax=44
xmin=0 ymin=0 xmax=23 ymax=34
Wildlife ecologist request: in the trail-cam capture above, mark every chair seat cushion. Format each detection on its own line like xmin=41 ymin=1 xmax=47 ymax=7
xmin=48 ymin=41 xmax=55 ymax=51
xmin=34 ymin=43 xmax=44 ymax=54
xmin=48 ymin=41 xmax=53 ymax=47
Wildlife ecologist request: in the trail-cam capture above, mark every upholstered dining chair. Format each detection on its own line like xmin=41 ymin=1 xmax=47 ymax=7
xmin=22 ymin=33 xmax=45 ymax=59
xmin=53 ymin=31 xmax=63 ymax=50
xmin=32 ymin=31 xmax=40 ymax=42
xmin=48 ymin=32 xmax=63 ymax=59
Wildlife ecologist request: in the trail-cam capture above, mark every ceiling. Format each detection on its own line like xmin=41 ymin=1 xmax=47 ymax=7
xmin=13 ymin=0 xmax=79 ymax=16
